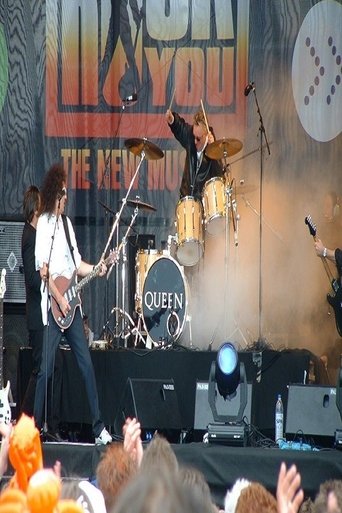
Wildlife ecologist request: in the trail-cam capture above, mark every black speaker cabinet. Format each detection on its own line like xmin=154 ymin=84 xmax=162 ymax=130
xmin=194 ymin=381 xmax=253 ymax=430
xmin=286 ymin=384 xmax=342 ymax=439
xmin=114 ymin=378 xmax=182 ymax=435
xmin=0 ymin=221 xmax=25 ymax=303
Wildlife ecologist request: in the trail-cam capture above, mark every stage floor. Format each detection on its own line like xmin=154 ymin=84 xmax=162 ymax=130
xmin=4 ymin=440 xmax=340 ymax=508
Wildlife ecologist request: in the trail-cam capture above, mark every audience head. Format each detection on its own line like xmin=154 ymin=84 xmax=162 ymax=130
xmin=313 ymin=479 xmax=342 ymax=513
xmin=96 ymin=442 xmax=137 ymax=512
xmin=225 ymin=479 xmax=277 ymax=513
xmin=60 ymin=479 xmax=106 ymax=513
xmin=111 ymin=467 xmax=214 ymax=513
xmin=179 ymin=465 xmax=218 ymax=512
xmin=139 ymin=433 xmax=178 ymax=475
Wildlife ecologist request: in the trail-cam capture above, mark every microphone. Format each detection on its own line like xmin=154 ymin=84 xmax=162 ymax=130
xmin=244 ymin=81 xmax=255 ymax=96
xmin=122 ymin=93 xmax=138 ymax=105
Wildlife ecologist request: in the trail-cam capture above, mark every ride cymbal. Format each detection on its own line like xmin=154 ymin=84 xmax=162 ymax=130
xmin=124 ymin=138 xmax=164 ymax=160
xmin=126 ymin=198 xmax=157 ymax=212
xmin=205 ymin=138 xmax=243 ymax=159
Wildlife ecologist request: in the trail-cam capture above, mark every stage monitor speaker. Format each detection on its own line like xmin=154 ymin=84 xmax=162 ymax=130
xmin=114 ymin=378 xmax=182 ymax=435
xmin=0 ymin=221 xmax=25 ymax=303
xmin=194 ymin=381 xmax=253 ymax=430
xmin=286 ymin=384 xmax=342 ymax=439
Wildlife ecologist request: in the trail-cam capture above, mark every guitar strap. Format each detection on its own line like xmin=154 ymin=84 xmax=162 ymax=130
xmin=62 ymin=215 xmax=77 ymax=270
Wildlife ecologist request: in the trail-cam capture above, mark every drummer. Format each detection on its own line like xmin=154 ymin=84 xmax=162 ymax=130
xmin=165 ymin=109 xmax=223 ymax=200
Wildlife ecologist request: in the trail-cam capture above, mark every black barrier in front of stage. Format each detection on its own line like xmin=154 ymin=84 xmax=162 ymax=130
xmin=17 ymin=347 xmax=312 ymax=436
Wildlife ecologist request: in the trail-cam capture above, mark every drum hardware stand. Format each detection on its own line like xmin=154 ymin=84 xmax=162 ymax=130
xmin=222 ymin=167 xmax=248 ymax=347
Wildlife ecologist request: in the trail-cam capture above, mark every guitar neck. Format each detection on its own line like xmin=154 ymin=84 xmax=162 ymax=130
xmin=75 ymin=255 xmax=113 ymax=293
xmin=75 ymin=265 xmax=100 ymax=293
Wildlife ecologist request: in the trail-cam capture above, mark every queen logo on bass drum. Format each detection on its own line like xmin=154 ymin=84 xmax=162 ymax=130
xmin=142 ymin=256 xmax=188 ymax=345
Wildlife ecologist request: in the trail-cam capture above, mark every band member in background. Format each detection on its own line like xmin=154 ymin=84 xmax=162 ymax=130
xmin=165 ymin=109 xmax=223 ymax=200
xmin=34 ymin=163 xmax=112 ymax=445
xmin=21 ymin=186 xmax=64 ymax=441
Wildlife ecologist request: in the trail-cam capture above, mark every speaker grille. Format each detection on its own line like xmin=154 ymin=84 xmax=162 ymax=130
xmin=114 ymin=378 xmax=182 ymax=434
xmin=0 ymin=222 xmax=25 ymax=303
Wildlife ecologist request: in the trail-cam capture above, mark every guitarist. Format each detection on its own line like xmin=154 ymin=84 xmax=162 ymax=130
xmin=21 ymin=185 xmax=63 ymax=441
xmin=34 ymin=163 xmax=112 ymax=445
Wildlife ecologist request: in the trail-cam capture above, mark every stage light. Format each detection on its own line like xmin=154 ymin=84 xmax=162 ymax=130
xmin=215 ymin=342 xmax=240 ymax=398
xmin=207 ymin=342 xmax=249 ymax=445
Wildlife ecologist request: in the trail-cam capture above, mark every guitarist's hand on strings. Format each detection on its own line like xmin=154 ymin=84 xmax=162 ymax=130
xmin=96 ymin=259 xmax=107 ymax=277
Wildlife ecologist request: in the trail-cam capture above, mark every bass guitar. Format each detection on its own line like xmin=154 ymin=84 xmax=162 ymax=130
xmin=0 ymin=269 xmax=11 ymax=424
xmin=51 ymin=252 xmax=116 ymax=330
xmin=305 ymin=215 xmax=342 ymax=337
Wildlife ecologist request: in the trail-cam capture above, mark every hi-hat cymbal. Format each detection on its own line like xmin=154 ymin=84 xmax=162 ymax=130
xmin=124 ymin=138 xmax=164 ymax=160
xmin=126 ymin=198 xmax=157 ymax=212
xmin=205 ymin=138 xmax=243 ymax=159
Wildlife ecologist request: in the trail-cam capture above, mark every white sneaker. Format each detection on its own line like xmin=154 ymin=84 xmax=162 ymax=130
xmin=95 ymin=427 xmax=112 ymax=445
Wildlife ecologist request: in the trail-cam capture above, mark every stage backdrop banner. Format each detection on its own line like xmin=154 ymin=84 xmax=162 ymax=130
xmin=0 ymin=1 xmax=341 ymax=347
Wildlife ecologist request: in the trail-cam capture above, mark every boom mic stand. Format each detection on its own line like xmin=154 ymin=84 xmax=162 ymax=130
xmin=247 ymin=82 xmax=271 ymax=344
xmin=41 ymin=203 xmax=60 ymax=438
xmin=100 ymin=148 xmax=147 ymax=347
xmin=98 ymin=95 xmax=138 ymax=330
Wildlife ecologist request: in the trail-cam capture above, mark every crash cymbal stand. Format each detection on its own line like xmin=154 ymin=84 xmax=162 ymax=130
xmin=222 ymin=163 xmax=248 ymax=347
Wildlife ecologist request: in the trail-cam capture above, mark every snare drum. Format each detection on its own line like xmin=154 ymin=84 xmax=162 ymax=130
xmin=175 ymin=196 xmax=204 ymax=266
xmin=202 ymin=176 xmax=227 ymax=235
xmin=135 ymin=249 xmax=169 ymax=312
xmin=142 ymin=255 xmax=188 ymax=345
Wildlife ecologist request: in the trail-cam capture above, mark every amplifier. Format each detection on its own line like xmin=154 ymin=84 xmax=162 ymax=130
xmin=0 ymin=221 xmax=25 ymax=303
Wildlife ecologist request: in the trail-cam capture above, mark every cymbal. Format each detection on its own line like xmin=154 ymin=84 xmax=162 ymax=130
xmin=205 ymin=138 xmax=243 ymax=159
xmin=126 ymin=198 xmax=157 ymax=212
xmin=124 ymin=138 xmax=164 ymax=160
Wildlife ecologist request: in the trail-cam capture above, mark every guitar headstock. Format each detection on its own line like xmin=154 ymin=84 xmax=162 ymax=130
xmin=0 ymin=269 xmax=6 ymax=300
xmin=305 ymin=215 xmax=316 ymax=238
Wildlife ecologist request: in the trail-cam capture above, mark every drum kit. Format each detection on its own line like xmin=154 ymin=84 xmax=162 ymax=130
xmin=101 ymin=133 xmax=244 ymax=349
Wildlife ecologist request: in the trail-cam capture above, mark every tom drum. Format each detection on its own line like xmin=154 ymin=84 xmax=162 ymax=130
xmin=202 ymin=176 xmax=227 ymax=236
xmin=175 ymin=196 xmax=204 ymax=266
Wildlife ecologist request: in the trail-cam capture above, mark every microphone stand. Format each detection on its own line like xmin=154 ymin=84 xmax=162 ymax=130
xmin=98 ymin=95 xmax=138 ymax=332
xmin=249 ymin=85 xmax=271 ymax=344
xmin=42 ymin=203 xmax=60 ymax=437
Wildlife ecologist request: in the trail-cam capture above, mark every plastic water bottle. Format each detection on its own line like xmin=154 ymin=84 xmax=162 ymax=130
xmin=275 ymin=394 xmax=284 ymax=445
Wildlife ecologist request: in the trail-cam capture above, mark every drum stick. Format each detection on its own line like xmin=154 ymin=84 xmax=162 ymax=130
xmin=200 ymin=99 xmax=210 ymax=133
xmin=168 ymin=88 xmax=176 ymax=111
